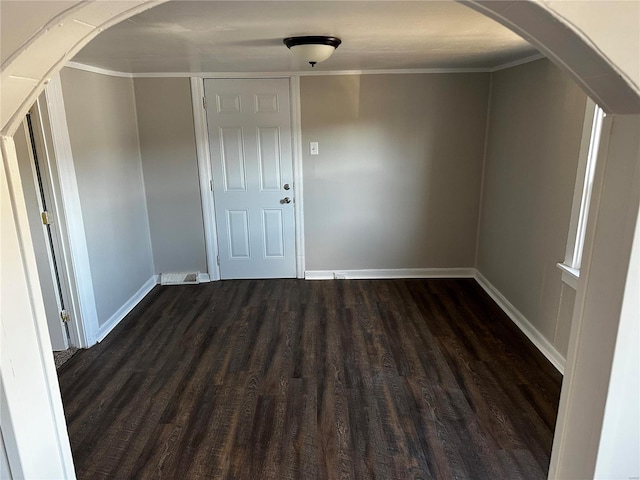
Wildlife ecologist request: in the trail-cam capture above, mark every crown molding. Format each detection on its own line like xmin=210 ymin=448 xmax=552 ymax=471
xmin=131 ymin=67 xmax=491 ymax=77
xmin=491 ymin=53 xmax=545 ymax=72
xmin=66 ymin=61 xmax=133 ymax=78
xmin=66 ymin=53 xmax=545 ymax=79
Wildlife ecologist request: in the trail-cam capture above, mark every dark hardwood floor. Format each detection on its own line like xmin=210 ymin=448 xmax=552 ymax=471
xmin=58 ymin=278 xmax=562 ymax=479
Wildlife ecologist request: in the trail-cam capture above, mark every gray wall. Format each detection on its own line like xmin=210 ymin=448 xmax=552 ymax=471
xmin=477 ymin=59 xmax=587 ymax=356
xmin=56 ymin=65 xmax=587 ymax=361
xmin=60 ymin=68 xmax=154 ymax=326
xmin=134 ymin=78 xmax=207 ymax=275
xmin=301 ymin=74 xmax=490 ymax=270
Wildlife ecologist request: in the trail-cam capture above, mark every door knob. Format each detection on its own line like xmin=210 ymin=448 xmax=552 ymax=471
xmin=283 ymin=183 xmax=290 ymax=190
xmin=281 ymin=197 xmax=291 ymax=204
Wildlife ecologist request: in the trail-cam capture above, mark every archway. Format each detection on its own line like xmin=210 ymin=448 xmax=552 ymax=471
xmin=1 ymin=2 xmax=638 ymax=478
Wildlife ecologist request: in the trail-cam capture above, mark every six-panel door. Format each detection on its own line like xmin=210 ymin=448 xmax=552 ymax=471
xmin=204 ymin=78 xmax=296 ymax=279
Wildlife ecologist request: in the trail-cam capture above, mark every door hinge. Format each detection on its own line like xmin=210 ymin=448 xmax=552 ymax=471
xmin=60 ymin=310 xmax=70 ymax=323
xmin=203 ymin=96 xmax=207 ymax=109
xmin=216 ymin=255 xmax=220 ymax=265
xmin=41 ymin=211 xmax=52 ymax=225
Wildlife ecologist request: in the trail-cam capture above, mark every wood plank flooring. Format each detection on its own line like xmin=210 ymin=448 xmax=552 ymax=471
xmin=58 ymin=279 xmax=562 ymax=479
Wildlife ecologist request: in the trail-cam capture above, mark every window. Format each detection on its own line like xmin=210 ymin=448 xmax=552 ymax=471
xmin=558 ymin=99 xmax=605 ymax=288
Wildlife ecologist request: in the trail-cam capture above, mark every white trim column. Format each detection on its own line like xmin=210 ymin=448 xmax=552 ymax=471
xmin=190 ymin=77 xmax=220 ymax=281
xmin=44 ymin=73 xmax=99 ymax=347
xmin=290 ymin=75 xmax=306 ymax=278
xmin=1 ymin=134 xmax=76 ymax=478
xmin=549 ymin=114 xmax=640 ymax=479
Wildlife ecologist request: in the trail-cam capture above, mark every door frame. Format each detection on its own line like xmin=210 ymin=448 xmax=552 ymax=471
xmin=40 ymin=73 xmax=100 ymax=348
xmin=191 ymin=75 xmax=306 ymax=280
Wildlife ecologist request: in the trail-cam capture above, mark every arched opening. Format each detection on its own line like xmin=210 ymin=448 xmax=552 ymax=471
xmin=2 ymin=2 xmax=638 ymax=478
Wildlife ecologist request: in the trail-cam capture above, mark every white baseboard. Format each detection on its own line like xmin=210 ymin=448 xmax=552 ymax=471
xmin=95 ymin=275 xmax=157 ymax=343
xmin=304 ymin=268 xmax=476 ymax=280
xmin=473 ymin=270 xmax=566 ymax=374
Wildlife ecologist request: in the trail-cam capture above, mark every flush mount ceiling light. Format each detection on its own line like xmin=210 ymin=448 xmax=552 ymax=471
xmin=283 ymin=36 xmax=342 ymax=67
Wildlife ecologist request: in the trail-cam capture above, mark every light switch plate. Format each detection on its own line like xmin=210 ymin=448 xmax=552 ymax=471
xmin=310 ymin=142 xmax=319 ymax=155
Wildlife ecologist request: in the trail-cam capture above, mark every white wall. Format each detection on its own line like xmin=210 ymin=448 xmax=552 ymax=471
xmin=134 ymin=77 xmax=207 ymax=275
xmin=477 ymin=58 xmax=587 ymax=358
xmin=59 ymin=68 xmax=154 ymax=326
xmin=544 ymin=0 xmax=640 ymax=94
xmin=595 ymin=184 xmax=640 ymax=479
xmin=301 ymin=73 xmax=489 ymax=271
xmin=1 ymin=136 xmax=75 ymax=478
xmin=0 ymin=2 xmax=85 ymax=66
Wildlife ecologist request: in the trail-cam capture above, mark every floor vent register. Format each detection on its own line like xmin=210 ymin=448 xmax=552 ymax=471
xmin=160 ymin=272 xmax=200 ymax=285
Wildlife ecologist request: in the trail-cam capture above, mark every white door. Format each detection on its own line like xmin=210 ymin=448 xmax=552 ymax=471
xmin=15 ymin=111 xmax=70 ymax=350
xmin=205 ymin=79 xmax=296 ymax=279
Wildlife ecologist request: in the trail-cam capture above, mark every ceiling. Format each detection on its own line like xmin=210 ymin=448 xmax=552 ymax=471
xmin=72 ymin=0 xmax=540 ymax=74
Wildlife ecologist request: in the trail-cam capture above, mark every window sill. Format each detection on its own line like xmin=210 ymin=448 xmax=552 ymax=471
xmin=557 ymin=263 xmax=579 ymax=290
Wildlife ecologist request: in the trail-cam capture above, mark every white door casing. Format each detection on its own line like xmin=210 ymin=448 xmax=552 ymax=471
xmin=204 ymin=78 xmax=296 ymax=279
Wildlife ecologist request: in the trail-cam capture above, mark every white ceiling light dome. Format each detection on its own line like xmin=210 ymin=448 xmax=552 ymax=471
xmin=283 ymin=36 xmax=342 ymax=67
